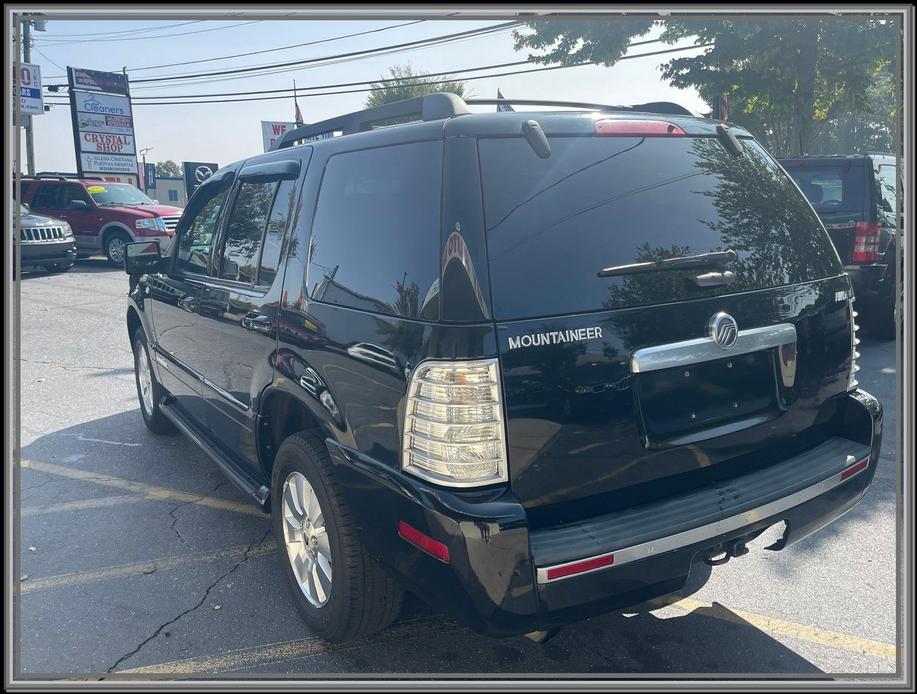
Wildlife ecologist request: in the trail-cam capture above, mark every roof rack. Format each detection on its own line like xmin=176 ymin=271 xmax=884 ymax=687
xmin=25 ymin=172 xmax=106 ymax=181
xmin=270 ymin=93 xmax=696 ymax=151
xmin=465 ymin=98 xmax=695 ymax=116
xmin=271 ymin=92 xmax=469 ymax=151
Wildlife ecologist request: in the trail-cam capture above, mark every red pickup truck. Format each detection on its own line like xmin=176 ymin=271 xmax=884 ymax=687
xmin=19 ymin=176 xmax=183 ymax=266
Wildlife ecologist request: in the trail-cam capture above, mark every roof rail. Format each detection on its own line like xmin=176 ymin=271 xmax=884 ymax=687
xmin=271 ymin=92 xmax=469 ymax=151
xmin=465 ymin=98 xmax=695 ymax=116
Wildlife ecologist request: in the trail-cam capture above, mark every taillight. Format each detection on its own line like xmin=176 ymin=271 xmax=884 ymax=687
xmin=852 ymin=222 xmax=880 ymax=263
xmin=402 ymin=359 xmax=508 ymax=487
xmin=848 ymin=297 xmax=860 ymax=391
xmin=593 ymin=119 xmax=686 ymax=137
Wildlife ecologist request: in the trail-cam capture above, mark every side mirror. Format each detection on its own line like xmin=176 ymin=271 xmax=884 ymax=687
xmin=153 ymin=199 xmax=160 ymax=204
xmin=69 ymin=199 xmax=89 ymax=210
xmin=124 ymin=240 xmax=162 ymax=275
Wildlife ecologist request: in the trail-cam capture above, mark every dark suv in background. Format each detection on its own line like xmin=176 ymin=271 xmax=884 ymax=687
xmin=13 ymin=203 xmax=77 ymax=275
xmin=124 ymin=94 xmax=882 ymax=643
xmin=20 ymin=176 xmax=183 ymax=266
xmin=779 ymin=154 xmax=899 ymax=339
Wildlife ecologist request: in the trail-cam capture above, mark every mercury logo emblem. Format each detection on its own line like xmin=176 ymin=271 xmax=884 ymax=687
xmin=708 ymin=312 xmax=738 ymax=350
xmin=194 ymin=165 xmax=214 ymax=183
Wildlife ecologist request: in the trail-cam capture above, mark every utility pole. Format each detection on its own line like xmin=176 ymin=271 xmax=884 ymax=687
xmin=22 ymin=18 xmax=35 ymax=175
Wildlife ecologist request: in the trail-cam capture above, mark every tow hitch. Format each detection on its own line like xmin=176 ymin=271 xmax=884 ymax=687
xmin=703 ymin=538 xmax=749 ymax=566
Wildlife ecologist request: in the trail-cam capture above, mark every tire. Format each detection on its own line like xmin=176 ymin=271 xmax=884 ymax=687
xmin=43 ymin=262 xmax=74 ymax=274
xmin=132 ymin=327 xmax=177 ymax=435
xmin=271 ymin=431 xmax=404 ymax=643
xmin=104 ymin=230 xmax=132 ymax=267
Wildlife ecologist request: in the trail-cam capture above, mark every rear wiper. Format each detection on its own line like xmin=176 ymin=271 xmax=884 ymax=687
xmin=597 ymin=249 xmax=737 ymax=278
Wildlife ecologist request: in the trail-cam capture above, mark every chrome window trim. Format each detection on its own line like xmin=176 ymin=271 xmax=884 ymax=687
xmin=536 ymin=452 xmax=869 ymax=584
xmin=630 ymin=323 xmax=797 ymax=374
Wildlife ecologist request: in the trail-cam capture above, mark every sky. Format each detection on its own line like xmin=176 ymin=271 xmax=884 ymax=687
xmin=20 ymin=16 xmax=710 ymax=174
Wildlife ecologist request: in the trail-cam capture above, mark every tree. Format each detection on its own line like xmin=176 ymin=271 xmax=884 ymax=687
xmin=155 ymin=160 xmax=181 ymax=177
xmin=513 ymin=18 xmax=897 ymax=156
xmin=364 ymin=64 xmax=468 ymax=109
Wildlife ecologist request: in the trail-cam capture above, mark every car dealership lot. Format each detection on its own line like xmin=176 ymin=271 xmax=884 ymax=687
xmin=15 ymin=261 xmax=899 ymax=678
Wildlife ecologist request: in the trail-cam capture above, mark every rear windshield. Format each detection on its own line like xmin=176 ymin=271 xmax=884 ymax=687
xmin=781 ymin=161 xmax=866 ymax=214
xmin=479 ymin=136 xmax=841 ymax=320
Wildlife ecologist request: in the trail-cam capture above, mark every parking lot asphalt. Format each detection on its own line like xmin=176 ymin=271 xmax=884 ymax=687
xmin=14 ymin=260 xmax=901 ymax=679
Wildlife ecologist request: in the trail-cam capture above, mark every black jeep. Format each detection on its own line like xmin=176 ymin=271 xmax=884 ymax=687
xmin=779 ymin=153 xmax=900 ymax=339
xmin=125 ymin=94 xmax=882 ymax=642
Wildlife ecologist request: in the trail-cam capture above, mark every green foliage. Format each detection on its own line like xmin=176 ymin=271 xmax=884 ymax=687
xmin=364 ymin=64 xmax=468 ymax=109
xmin=154 ymin=160 xmax=181 ymax=177
xmin=513 ymin=18 xmax=898 ymax=156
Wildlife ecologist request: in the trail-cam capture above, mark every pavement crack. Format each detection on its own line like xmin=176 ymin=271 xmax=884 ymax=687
xmin=102 ymin=525 xmax=273 ymax=676
xmin=167 ymin=496 xmax=205 ymax=547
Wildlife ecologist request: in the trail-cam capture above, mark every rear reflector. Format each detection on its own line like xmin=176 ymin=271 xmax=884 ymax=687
xmin=840 ymin=457 xmax=870 ymax=481
xmin=852 ymin=222 xmax=880 ymax=262
xmin=398 ymin=521 xmax=450 ymax=563
xmin=594 ymin=119 xmax=686 ymax=137
xmin=544 ymin=552 xmax=615 ymax=582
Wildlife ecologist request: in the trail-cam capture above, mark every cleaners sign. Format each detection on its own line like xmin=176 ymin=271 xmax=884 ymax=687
xmin=68 ymin=67 xmax=139 ymax=181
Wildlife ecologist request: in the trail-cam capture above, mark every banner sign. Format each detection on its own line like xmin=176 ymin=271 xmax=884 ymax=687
xmin=16 ymin=62 xmax=43 ymax=115
xmin=68 ymin=67 xmax=138 ymax=182
xmin=261 ymin=121 xmax=298 ymax=152
xmin=143 ymin=162 xmax=157 ymax=192
xmin=70 ymin=67 xmax=130 ymax=96
xmin=182 ymin=161 xmax=220 ymax=198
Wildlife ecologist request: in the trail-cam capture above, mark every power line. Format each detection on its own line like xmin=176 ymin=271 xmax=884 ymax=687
xmin=42 ymin=42 xmax=713 ymax=107
xmin=34 ymin=19 xmax=205 ymax=38
xmin=34 ymin=20 xmax=261 ymax=47
xmin=100 ymin=21 xmax=521 ymax=85
xmin=112 ymin=37 xmax=668 ymax=100
xmin=124 ymin=20 xmax=427 ymax=73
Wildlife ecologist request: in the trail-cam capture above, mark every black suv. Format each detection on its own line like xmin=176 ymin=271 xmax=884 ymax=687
xmin=124 ymin=94 xmax=882 ymax=643
xmin=779 ymin=154 xmax=900 ymax=339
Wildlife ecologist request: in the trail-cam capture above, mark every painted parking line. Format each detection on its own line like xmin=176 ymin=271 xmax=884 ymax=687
xmin=658 ymin=596 xmax=896 ymax=661
xmin=20 ymin=541 xmax=276 ymax=594
xmin=20 ymin=459 xmax=263 ymax=518
xmin=120 ymin=618 xmax=452 ymax=674
xmin=21 ymin=495 xmax=145 ymax=516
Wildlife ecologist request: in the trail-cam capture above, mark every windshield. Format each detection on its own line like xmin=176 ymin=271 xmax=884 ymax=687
xmin=85 ymin=183 xmax=155 ymax=206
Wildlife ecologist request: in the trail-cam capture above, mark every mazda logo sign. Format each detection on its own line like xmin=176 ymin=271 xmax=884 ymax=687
xmin=194 ymin=165 xmax=214 ymax=183
xmin=708 ymin=312 xmax=738 ymax=350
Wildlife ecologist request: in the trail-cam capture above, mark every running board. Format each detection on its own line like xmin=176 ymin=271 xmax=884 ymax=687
xmin=159 ymin=399 xmax=270 ymax=511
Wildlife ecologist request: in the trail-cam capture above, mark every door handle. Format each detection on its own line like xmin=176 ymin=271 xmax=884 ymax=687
xmin=242 ymin=312 xmax=273 ymax=334
xmin=178 ymin=295 xmax=199 ymax=312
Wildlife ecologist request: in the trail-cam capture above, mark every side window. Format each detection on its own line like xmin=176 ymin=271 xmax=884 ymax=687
xmin=175 ymin=183 xmax=229 ymax=276
xmin=217 ymin=181 xmax=277 ymax=283
xmin=258 ymin=179 xmax=295 ymax=286
xmin=307 ymin=142 xmax=442 ymax=319
xmin=30 ymin=184 xmax=62 ymax=210
xmin=63 ymin=184 xmax=91 ymax=209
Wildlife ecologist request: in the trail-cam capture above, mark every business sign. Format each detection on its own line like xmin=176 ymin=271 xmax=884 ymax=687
xmin=182 ymin=161 xmax=220 ymax=198
xmin=80 ymin=152 xmax=140 ymax=175
xmin=16 ymin=62 xmax=43 ymax=115
xmin=261 ymin=121 xmax=298 ymax=152
xmin=75 ymin=91 xmax=131 ymax=117
xmin=77 ymin=112 xmax=134 ymax=136
xmin=70 ymin=67 xmax=130 ymax=96
xmin=68 ymin=67 xmax=138 ymax=182
xmin=143 ymin=163 xmax=157 ymax=192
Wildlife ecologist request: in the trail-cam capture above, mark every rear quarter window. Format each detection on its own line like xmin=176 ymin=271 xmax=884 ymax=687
xmin=307 ymin=141 xmax=442 ymax=320
xmin=479 ymin=136 xmax=841 ymax=320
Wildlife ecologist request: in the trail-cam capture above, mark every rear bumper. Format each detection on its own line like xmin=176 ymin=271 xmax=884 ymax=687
xmin=20 ymin=240 xmax=77 ymax=266
xmin=330 ymin=389 xmax=882 ymax=637
xmin=845 ymin=264 xmax=893 ymax=310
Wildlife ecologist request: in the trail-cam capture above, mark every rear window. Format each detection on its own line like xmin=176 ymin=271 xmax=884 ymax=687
xmin=781 ymin=161 xmax=866 ymax=214
xmin=479 ymin=136 xmax=841 ymax=320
